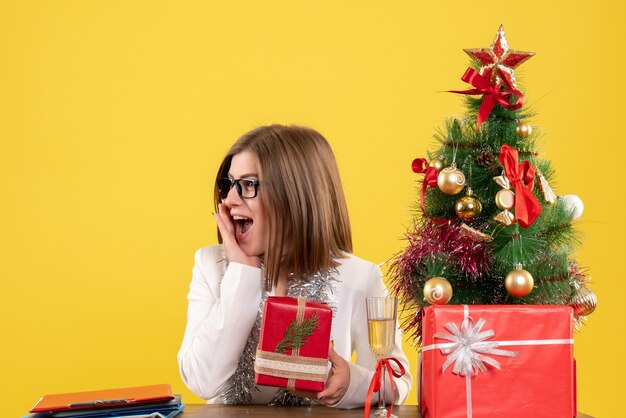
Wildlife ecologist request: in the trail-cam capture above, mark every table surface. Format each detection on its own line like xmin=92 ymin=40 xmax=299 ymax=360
xmin=180 ymin=404 xmax=593 ymax=417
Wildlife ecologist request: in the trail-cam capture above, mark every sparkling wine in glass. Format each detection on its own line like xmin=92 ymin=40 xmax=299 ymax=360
xmin=366 ymin=297 xmax=397 ymax=418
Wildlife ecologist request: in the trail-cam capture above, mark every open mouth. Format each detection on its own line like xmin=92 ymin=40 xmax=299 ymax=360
xmin=232 ymin=215 xmax=253 ymax=238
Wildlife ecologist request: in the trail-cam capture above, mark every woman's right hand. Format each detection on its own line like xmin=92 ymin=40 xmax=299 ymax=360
xmin=214 ymin=203 xmax=262 ymax=268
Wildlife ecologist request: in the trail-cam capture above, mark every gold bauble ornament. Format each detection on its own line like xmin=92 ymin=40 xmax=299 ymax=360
xmin=495 ymin=189 xmax=515 ymax=210
xmin=423 ymin=277 xmax=453 ymax=305
xmin=455 ymin=188 xmax=483 ymax=221
xmin=515 ymin=121 xmax=532 ymax=138
xmin=437 ymin=163 xmax=466 ymax=195
xmin=571 ymin=285 xmax=597 ymax=317
xmin=429 ymin=155 xmax=445 ymax=172
xmin=505 ymin=265 xmax=534 ymax=297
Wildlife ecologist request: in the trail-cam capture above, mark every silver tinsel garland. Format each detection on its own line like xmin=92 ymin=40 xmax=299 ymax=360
xmin=221 ymin=266 xmax=338 ymax=406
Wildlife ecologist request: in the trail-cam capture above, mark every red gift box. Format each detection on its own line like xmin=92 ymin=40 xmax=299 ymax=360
xmin=254 ymin=296 xmax=332 ymax=392
xmin=419 ymin=305 xmax=576 ymax=418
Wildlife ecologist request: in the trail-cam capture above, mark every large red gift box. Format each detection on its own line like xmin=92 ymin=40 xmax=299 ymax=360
xmin=420 ymin=305 xmax=576 ymax=418
xmin=254 ymin=296 xmax=332 ymax=392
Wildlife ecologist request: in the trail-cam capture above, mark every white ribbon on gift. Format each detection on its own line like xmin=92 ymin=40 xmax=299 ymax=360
xmin=421 ymin=305 xmax=574 ymax=418
xmin=434 ymin=315 xmax=518 ymax=376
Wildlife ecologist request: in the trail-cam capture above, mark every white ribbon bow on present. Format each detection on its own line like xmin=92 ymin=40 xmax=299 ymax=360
xmin=435 ymin=317 xmax=518 ymax=376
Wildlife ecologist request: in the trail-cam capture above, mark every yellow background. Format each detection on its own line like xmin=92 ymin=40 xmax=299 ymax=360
xmin=1 ymin=1 xmax=623 ymax=417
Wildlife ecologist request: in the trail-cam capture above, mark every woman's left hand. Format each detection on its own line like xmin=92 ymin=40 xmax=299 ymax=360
xmin=291 ymin=345 xmax=350 ymax=406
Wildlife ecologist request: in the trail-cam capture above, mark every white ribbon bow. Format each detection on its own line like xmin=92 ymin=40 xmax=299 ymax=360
xmin=435 ymin=317 xmax=518 ymax=376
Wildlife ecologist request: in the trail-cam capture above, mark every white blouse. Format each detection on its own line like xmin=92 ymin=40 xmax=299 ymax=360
xmin=177 ymin=245 xmax=412 ymax=408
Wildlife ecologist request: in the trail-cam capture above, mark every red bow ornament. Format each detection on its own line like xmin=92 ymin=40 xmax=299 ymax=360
xmin=412 ymin=158 xmax=449 ymax=225
xmin=498 ymin=144 xmax=542 ymax=228
xmin=449 ymin=68 xmax=524 ymax=131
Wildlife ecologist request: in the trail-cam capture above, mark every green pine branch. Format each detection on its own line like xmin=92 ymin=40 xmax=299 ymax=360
xmin=274 ymin=312 xmax=320 ymax=354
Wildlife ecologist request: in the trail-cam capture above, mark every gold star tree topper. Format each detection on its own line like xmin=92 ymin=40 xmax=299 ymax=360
xmin=464 ymin=25 xmax=535 ymax=90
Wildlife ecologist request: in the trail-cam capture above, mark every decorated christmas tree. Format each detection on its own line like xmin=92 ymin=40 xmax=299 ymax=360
xmin=390 ymin=25 xmax=597 ymax=344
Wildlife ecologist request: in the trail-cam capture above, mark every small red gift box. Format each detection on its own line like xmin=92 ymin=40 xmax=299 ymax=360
xmin=254 ymin=296 xmax=332 ymax=392
xmin=419 ymin=305 xmax=576 ymax=418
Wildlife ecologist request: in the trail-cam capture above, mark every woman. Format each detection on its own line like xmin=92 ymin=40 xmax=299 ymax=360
xmin=177 ymin=125 xmax=412 ymax=408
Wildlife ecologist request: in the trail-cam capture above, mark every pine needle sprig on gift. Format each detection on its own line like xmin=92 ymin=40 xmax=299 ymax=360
xmin=274 ymin=313 xmax=319 ymax=354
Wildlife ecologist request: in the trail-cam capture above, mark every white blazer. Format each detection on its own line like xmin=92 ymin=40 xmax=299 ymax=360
xmin=177 ymin=245 xmax=412 ymax=408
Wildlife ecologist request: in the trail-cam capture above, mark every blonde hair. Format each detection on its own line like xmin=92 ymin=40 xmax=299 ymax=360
xmin=215 ymin=125 xmax=352 ymax=289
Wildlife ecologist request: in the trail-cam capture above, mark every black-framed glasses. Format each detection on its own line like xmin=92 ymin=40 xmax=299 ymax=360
xmin=217 ymin=177 xmax=260 ymax=200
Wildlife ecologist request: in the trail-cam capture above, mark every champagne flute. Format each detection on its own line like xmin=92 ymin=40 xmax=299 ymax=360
xmin=366 ymin=297 xmax=397 ymax=418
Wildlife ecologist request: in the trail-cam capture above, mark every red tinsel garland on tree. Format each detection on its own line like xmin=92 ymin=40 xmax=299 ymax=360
xmin=389 ymin=219 xmax=494 ymax=343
